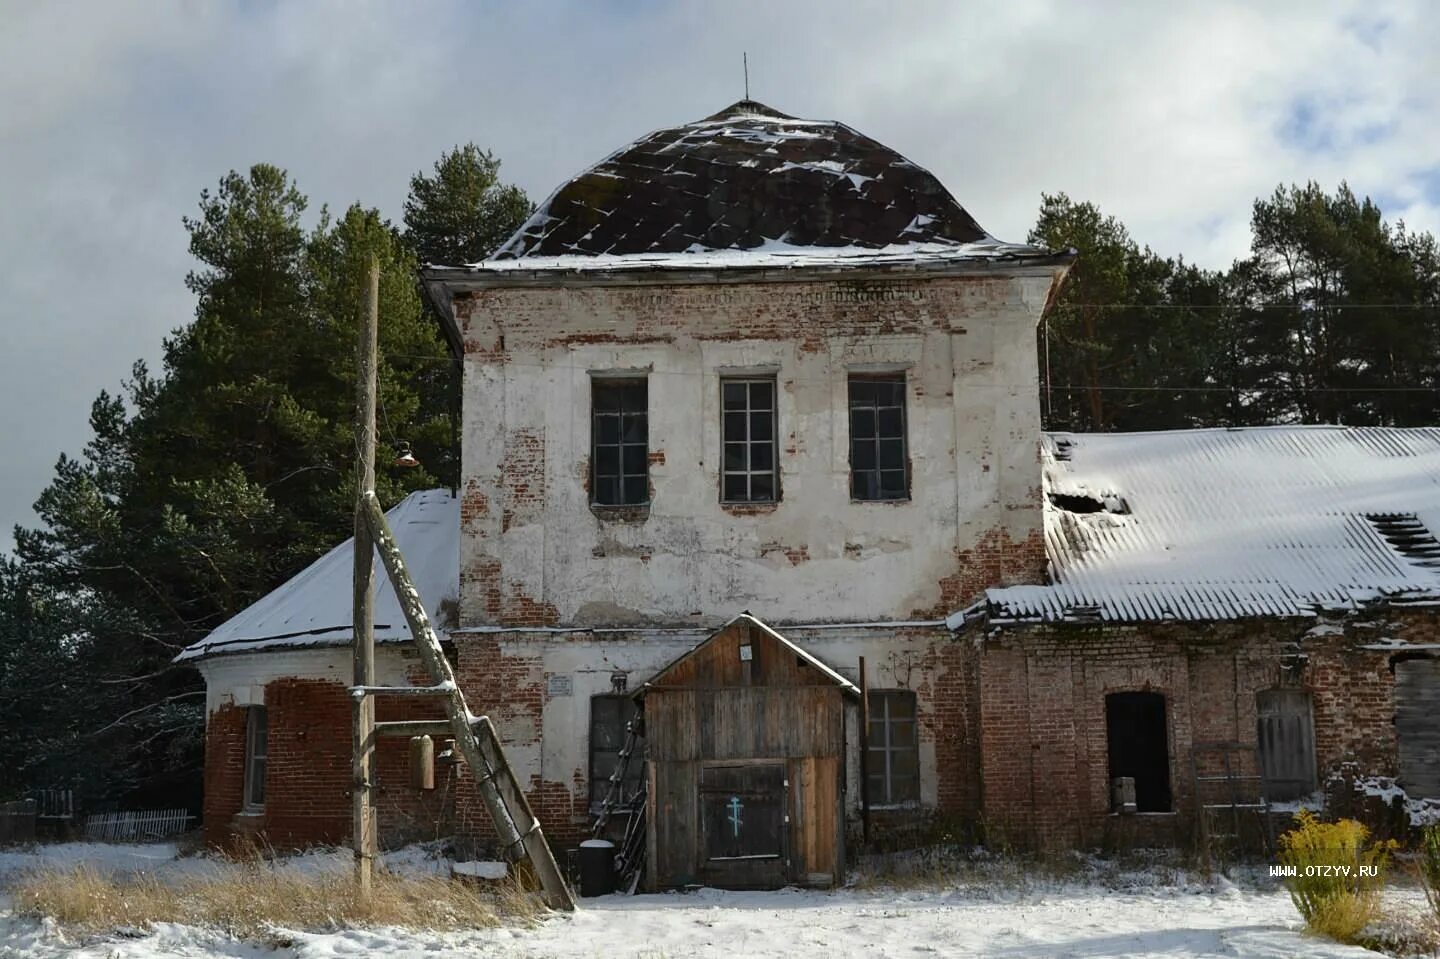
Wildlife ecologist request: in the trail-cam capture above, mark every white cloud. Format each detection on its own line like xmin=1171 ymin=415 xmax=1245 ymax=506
xmin=1 ymin=0 xmax=1437 ymax=549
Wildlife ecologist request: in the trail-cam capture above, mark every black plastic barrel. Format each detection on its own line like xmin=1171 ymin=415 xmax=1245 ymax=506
xmin=577 ymin=839 xmax=616 ymax=897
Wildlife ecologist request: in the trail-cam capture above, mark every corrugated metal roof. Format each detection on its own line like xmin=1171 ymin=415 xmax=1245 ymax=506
xmin=176 ymin=489 xmax=459 ymax=662
xmin=985 ymin=427 xmax=1440 ymax=624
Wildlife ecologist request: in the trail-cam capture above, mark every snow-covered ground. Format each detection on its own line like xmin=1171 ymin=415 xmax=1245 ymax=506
xmin=0 ymin=843 xmax=1422 ymax=958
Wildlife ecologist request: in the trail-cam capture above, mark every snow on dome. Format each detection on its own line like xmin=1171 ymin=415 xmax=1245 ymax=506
xmin=985 ymin=426 xmax=1440 ymax=624
xmin=485 ymin=99 xmax=1040 ymax=265
xmin=176 ymin=489 xmax=458 ymax=662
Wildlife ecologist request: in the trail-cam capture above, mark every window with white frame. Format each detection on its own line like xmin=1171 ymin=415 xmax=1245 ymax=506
xmin=721 ymin=377 xmax=778 ymax=503
xmin=244 ymin=706 xmax=268 ymax=811
xmin=866 ymin=690 xmax=919 ymax=805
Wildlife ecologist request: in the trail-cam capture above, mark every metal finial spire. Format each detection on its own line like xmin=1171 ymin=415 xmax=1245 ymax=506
xmin=743 ymin=52 xmax=749 ymax=100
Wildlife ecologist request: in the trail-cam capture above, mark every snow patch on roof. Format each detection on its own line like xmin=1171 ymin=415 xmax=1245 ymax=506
xmin=176 ymin=490 xmax=458 ymax=662
xmin=984 ymin=426 xmax=1440 ymax=624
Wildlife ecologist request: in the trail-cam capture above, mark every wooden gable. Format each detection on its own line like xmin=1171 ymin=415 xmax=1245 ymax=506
xmin=641 ymin=614 xmax=858 ymax=695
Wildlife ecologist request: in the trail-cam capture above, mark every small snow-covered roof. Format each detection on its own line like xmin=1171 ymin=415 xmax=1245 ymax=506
xmin=983 ymin=427 xmax=1440 ymax=624
xmin=427 ymin=100 xmax=1064 ymax=279
xmin=176 ymin=490 xmax=458 ymax=662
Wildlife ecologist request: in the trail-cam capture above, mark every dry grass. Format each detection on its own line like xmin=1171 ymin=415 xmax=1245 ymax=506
xmin=10 ymin=857 xmax=545 ymax=939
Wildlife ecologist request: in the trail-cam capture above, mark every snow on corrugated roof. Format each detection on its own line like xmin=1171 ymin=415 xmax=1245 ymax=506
xmin=176 ymin=490 xmax=458 ymax=662
xmin=985 ymin=427 xmax=1440 ymax=624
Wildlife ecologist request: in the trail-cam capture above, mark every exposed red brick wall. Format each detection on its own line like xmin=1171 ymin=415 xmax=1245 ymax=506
xmin=203 ymin=704 xmax=247 ymax=847
xmin=975 ymin=614 xmax=1420 ymax=850
xmin=928 ymin=526 xmax=1047 ymax=617
xmin=448 ymin=636 xmax=589 ymax=852
xmin=204 ymin=672 xmax=450 ymax=851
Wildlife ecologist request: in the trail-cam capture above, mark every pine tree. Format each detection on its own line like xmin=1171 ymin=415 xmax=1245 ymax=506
xmin=11 ymin=165 xmax=455 ymax=806
xmin=403 ymin=144 xmax=531 ymax=265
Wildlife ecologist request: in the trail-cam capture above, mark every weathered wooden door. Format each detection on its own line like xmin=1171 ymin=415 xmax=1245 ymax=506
xmin=1396 ymin=658 xmax=1440 ymax=800
xmin=698 ymin=763 xmax=787 ymax=887
xmin=1256 ymin=689 xmax=1317 ymax=801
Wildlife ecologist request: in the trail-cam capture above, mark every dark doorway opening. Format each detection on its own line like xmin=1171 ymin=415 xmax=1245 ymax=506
xmin=1106 ymin=691 xmax=1172 ymax=812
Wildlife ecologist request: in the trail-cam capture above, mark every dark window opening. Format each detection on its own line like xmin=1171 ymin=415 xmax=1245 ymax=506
xmin=244 ymin=706 xmax=268 ymax=811
xmin=848 ymin=375 xmax=909 ymax=501
xmin=592 ymin=378 xmax=648 ymax=506
xmin=1106 ymin=691 xmax=1171 ymax=812
xmin=866 ymin=690 xmax=919 ymax=806
xmin=589 ymin=695 xmax=644 ymax=812
xmin=721 ymin=378 xmax=778 ymax=503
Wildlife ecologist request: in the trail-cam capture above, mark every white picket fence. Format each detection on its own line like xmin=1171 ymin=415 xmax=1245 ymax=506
xmin=83 ymin=808 xmax=193 ymax=842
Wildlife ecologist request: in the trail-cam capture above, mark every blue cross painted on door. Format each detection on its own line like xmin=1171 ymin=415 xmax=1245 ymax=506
xmin=726 ymin=795 xmax=744 ymax=837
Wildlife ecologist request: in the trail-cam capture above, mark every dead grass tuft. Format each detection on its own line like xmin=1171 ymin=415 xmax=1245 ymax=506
xmin=12 ymin=858 xmax=544 ymax=939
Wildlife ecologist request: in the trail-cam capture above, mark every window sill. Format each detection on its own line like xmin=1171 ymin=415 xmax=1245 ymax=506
xmin=590 ymin=503 xmax=651 ymax=523
xmin=850 ymin=498 xmax=911 ymax=505
xmin=720 ymin=501 xmax=779 ymax=515
xmin=1108 ymin=810 xmax=1176 ymax=817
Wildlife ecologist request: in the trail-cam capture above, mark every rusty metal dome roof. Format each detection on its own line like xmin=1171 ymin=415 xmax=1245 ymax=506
xmin=492 ymin=100 xmax=993 ymax=259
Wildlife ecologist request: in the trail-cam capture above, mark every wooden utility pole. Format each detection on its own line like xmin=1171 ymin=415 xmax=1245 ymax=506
xmin=352 ymin=255 xmax=380 ymax=901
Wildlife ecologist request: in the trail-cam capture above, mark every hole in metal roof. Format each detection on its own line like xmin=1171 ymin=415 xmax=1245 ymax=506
xmin=1049 ymin=491 xmax=1129 ymax=515
xmin=1366 ymin=513 xmax=1440 ymax=568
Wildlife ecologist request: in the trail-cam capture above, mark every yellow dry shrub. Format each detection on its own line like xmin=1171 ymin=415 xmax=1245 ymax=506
xmin=1277 ymin=810 xmax=1396 ymax=944
xmin=11 ymin=858 xmax=544 ymax=938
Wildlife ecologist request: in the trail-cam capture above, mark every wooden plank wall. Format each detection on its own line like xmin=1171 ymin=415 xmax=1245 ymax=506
xmin=652 ymin=621 xmax=836 ymax=690
xmin=1396 ymin=657 xmax=1440 ymax=798
xmin=647 ymin=686 xmax=843 ymax=762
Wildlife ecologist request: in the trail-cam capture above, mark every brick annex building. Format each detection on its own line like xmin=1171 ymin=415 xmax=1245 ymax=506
xmin=179 ymin=101 xmax=1440 ymax=882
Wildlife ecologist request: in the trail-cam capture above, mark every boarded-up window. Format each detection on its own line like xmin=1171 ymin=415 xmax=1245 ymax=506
xmin=592 ymin=378 xmax=648 ymax=506
xmin=589 ymin=695 xmax=644 ymax=811
xmin=700 ymin=763 xmax=785 ymax=860
xmin=1256 ymin=689 xmax=1317 ymax=801
xmin=867 ymin=690 xmax=919 ymax=806
xmin=244 ymin=706 xmax=267 ymax=811
xmin=1106 ymin=692 xmax=1171 ymax=812
xmin=1396 ymin=658 xmax=1440 ymax=800
xmin=848 ymin=375 xmax=909 ymax=501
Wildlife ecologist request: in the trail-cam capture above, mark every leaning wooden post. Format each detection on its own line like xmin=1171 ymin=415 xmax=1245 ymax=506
xmin=361 ymin=492 xmax=575 ymax=910
xmin=352 ymin=255 xmax=380 ymax=901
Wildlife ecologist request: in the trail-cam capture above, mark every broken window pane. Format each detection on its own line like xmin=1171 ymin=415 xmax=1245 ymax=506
xmin=849 ymin=374 xmax=908 ymax=501
xmin=592 ymin=378 xmax=649 ymax=506
xmin=720 ymin=377 xmax=779 ymax=503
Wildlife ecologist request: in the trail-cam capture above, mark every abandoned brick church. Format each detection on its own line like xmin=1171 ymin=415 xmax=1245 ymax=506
xmin=179 ymin=101 xmax=1440 ymax=885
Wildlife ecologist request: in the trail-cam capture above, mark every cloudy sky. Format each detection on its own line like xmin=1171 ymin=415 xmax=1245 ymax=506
xmin=2 ymin=0 xmax=1437 ymax=550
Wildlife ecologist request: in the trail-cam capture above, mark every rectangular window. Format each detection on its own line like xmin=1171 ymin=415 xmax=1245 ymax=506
xmin=1106 ymin=691 xmax=1172 ymax=812
xmin=591 ymin=378 xmax=648 ymax=506
xmin=589 ymin=695 xmax=644 ymax=811
xmin=849 ymin=375 xmax=908 ymax=501
xmin=866 ymin=690 xmax=919 ymax=806
xmin=244 ymin=706 xmax=268 ymax=811
xmin=721 ymin=378 xmax=778 ymax=503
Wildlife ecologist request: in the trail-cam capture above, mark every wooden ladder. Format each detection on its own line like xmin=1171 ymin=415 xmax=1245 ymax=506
xmin=354 ymin=491 xmax=574 ymax=910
